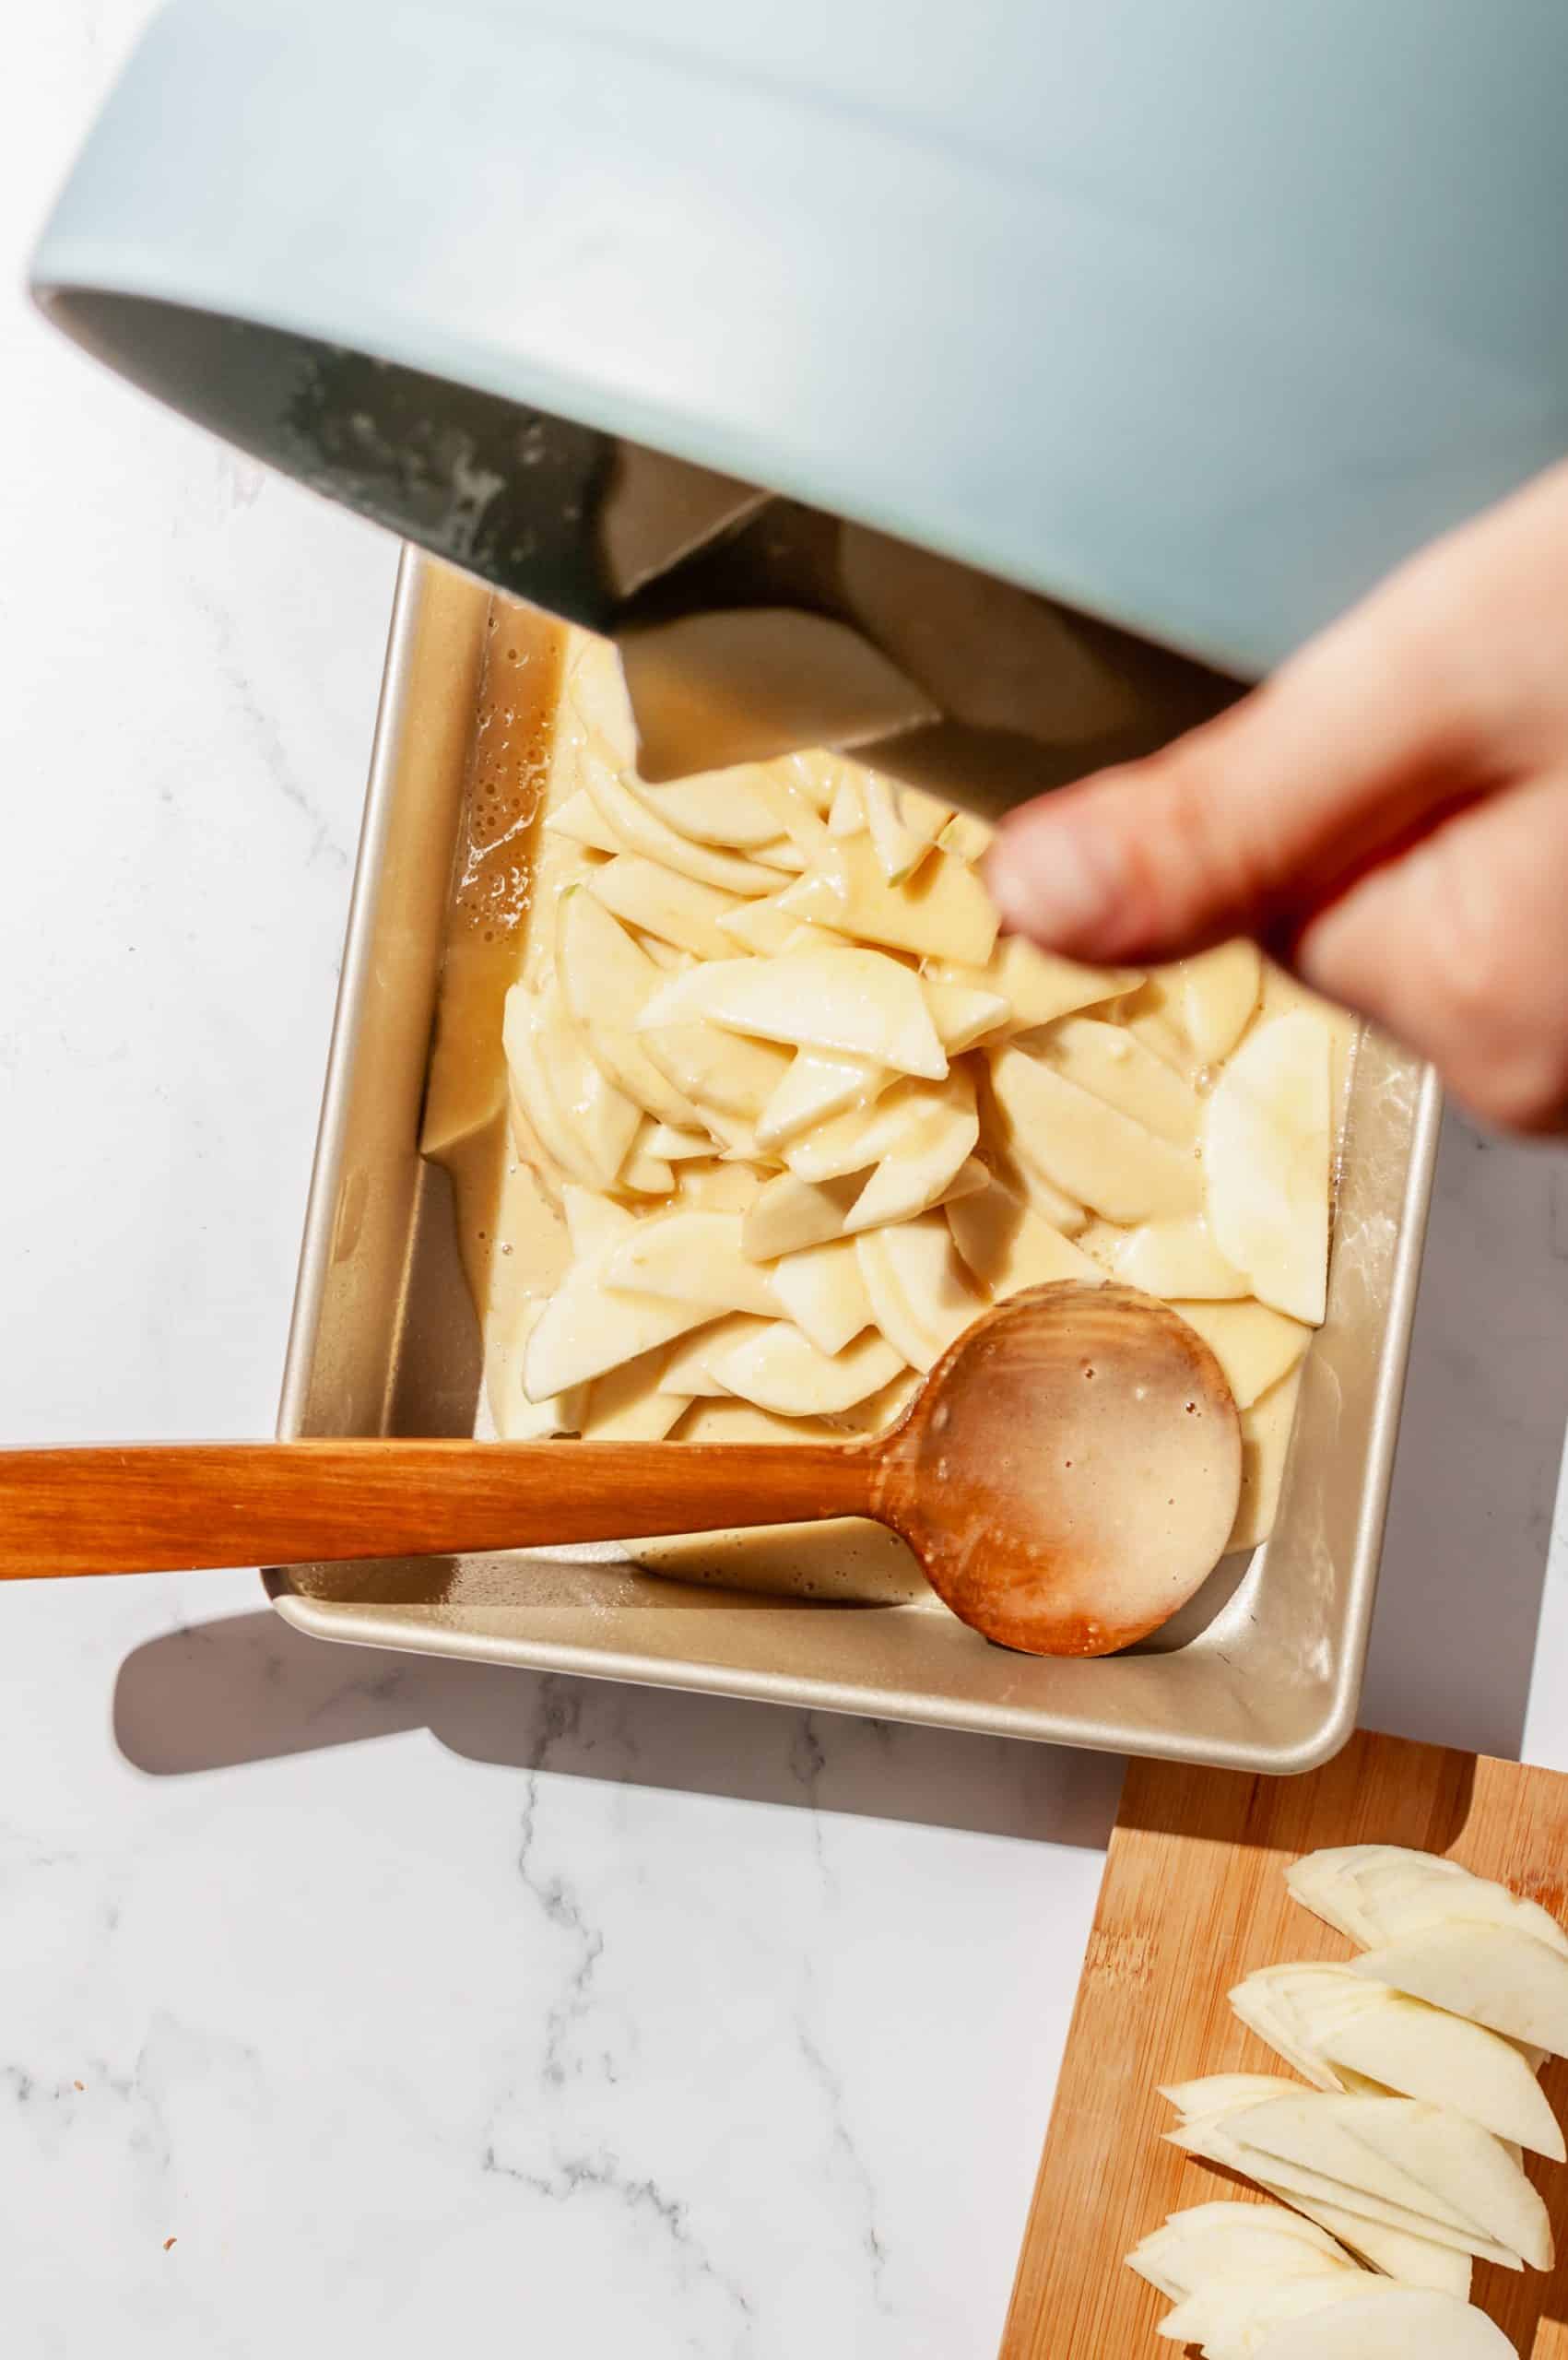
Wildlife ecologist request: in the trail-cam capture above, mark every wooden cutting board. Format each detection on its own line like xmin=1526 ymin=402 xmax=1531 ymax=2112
xmin=1000 ymin=1730 xmax=1568 ymax=2358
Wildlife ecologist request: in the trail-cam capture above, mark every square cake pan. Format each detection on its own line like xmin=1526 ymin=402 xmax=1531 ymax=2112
xmin=267 ymin=550 xmax=1442 ymax=1771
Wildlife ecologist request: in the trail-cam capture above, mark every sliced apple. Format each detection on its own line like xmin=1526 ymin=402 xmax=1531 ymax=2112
xmin=1128 ymin=2201 xmax=1353 ymax=2301
xmin=587 ymin=852 xmax=742 ymax=960
xmin=1149 ymin=2177 xmax=1470 ymax=2300
xmin=1160 ymin=2272 xmax=1368 ymax=2358
xmin=524 ymin=1239 xmax=725 ymax=1399
xmin=992 ymin=1141 xmax=1089 ymax=1235
xmin=938 ymin=809 xmax=994 ymax=863
xmin=862 ymin=773 xmax=953 ymax=882
xmin=923 ymin=978 xmax=1012 ymax=1054
xmin=711 ymin=1318 xmax=907 ymax=1417
xmin=573 ymin=1009 xmax=703 ymax=1135
xmin=619 ymin=1139 xmax=674 ymax=1194
xmin=1232 ymin=1962 xmax=1565 ymax=2159
xmin=664 ymin=1316 xmax=907 ymax=1416
xmin=1351 ymin=1923 xmax=1568 ymax=2061
xmin=603 ymin=1210 xmax=778 ymax=1317
xmin=1251 ymin=2191 xmax=1472 ymax=2300
xmin=1043 ymin=1015 xmax=1202 ymax=1145
xmin=930 ymin=936 xmax=1139 ymax=1036
xmin=1215 ymin=2091 xmax=1551 ymax=2268
xmin=741 ymin=1171 xmax=867 ymax=1261
xmin=1205 ymin=1009 xmax=1333 ymax=1324
xmin=749 ymin=835 xmax=808 ymax=875
xmin=1166 ymin=2115 xmax=1525 ymax=2272
xmin=721 ymin=910 xmax=851 ymax=963
xmin=1158 ymin=2088 xmax=1474 ymax=2289
xmin=1226 ymin=1366 xmax=1303 ymax=1552
xmin=1114 ymin=1218 xmax=1248 ymax=1300
xmin=1181 ymin=940 xmax=1263 ymax=1063
xmin=625 ymin=928 xmax=691 ymax=974
xmin=1162 ymin=2073 xmax=1305 ymax=2121
xmin=756 ymin=1050 xmax=889 ymax=1150
xmin=492 ymin=1300 xmax=587 ymax=1440
xmin=1173 ymin=1298 xmax=1312 ymax=1410
xmin=543 ymin=785 xmax=625 ymax=856
xmin=581 ymin=744 xmax=778 ymax=895
xmin=557 ymin=887 xmax=712 ymax=1130
xmin=1350 ymin=2101 xmax=1553 ymax=2270
xmin=566 ymin=635 xmax=639 ymax=761
xmin=643 ymin=1121 xmax=712 ymax=1161
xmin=776 ymin=836 xmax=999 ymax=964
xmin=673 ymin=1398 xmax=826 ymax=1444
xmin=578 ymin=1344 xmax=692 ymax=1441
xmin=718 ymin=891 xmax=812 ymax=955
xmin=822 ymin=1368 xmax=923 ymax=1436
xmin=843 ymin=1084 xmax=981 ymax=1232
xmin=826 ymin=773 xmax=865 ymax=835
xmin=674 ymin=1161 xmax=762 ymax=1217
xmin=640 ymin=1017 xmax=792 ymax=1122
xmin=1288 ymin=1847 xmax=1568 ymax=1961
xmin=1333 ymin=1993 xmax=1564 ymax=2164
xmin=856 ymin=1213 xmax=987 ymax=1372
xmin=503 ymin=985 xmax=642 ymax=1190
xmin=989 ymin=1045 xmax=1204 ymax=1222
xmin=947 ymin=1179 xmax=1102 ymax=1294
xmin=754 ymin=769 xmax=831 ymax=858
xmin=787 ymin=1067 xmax=973 ymax=1184
xmin=656 ymin=1316 xmax=749 ymax=1397
xmin=560 ymin=1182 xmax=637 ymax=1259
xmin=745 ymin=1161 xmax=987 ymax=1263
xmin=633 ymin=761 xmax=798 ymax=849
xmin=1249 ymin=2288 xmax=1516 ymax=2360
xmin=545 ymin=1011 xmax=644 ymax=1189
xmin=769 ymin=1237 xmax=874 ymax=1355
xmin=780 ymin=751 xmax=841 ymax=814
xmin=637 ymin=948 xmax=948 ymax=1080
xmin=503 ymin=992 xmax=601 ymax=1189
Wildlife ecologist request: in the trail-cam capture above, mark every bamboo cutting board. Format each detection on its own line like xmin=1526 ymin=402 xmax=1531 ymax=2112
xmin=1001 ymin=1730 xmax=1568 ymax=2358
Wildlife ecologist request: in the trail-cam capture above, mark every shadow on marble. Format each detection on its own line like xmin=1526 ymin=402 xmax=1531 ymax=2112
xmin=112 ymin=1607 xmax=1125 ymax=1848
xmin=1361 ymin=1110 xmax=1568 ymax=1761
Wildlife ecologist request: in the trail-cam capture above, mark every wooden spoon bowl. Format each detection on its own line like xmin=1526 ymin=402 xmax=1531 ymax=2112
xmin=874 ymin=1281 xmax=1243 ymax=1654
xmin=0 ymin=1283 xmax=1241 ymax=1658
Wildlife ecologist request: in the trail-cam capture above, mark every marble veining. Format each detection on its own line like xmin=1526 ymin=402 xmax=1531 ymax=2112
xmin=4 ymin=5 xmax=1568 ymax=2352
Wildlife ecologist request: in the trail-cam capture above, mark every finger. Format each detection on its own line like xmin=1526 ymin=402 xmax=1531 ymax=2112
xmin=1294 ymin=769 xmax=1568 ymax=1134
xmin=984 ymin=459 xmax=1568 ymax=965
xmin=984 ymin=612 xmax=1480 ymax=963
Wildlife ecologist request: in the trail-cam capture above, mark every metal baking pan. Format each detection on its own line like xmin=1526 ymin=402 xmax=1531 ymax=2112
xmin=267 ymin=549 xmax=1442 ymax=1771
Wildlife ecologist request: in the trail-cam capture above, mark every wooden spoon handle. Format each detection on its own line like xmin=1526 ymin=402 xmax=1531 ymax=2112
xmin=0 ymin=1438 xmax=885 ymax=1579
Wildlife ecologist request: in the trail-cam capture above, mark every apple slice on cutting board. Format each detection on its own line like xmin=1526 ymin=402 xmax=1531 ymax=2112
xmin=1231 ymin=1960 xmax=1564 ymax=2158
xmin=1351 ymin=1923 xmax=1568 ymax=2060
xmin=1287 ymin=1846 xmax=1568 ymax=1960
xmin=1251 ymin=2286 xmax=1517 ymax=2358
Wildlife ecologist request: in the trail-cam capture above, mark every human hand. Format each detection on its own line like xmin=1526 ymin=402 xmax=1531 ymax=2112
xmin=985 ymin=461 xmax=1568 ymax=1133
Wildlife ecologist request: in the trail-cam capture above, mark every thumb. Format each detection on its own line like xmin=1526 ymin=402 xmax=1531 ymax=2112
xmin=982 ymin=557 xmax=1487 ymax=965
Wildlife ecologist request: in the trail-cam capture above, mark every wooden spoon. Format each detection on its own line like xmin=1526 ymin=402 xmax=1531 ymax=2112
xmin=0 ymin=1283 xmax=1240 ymax=1657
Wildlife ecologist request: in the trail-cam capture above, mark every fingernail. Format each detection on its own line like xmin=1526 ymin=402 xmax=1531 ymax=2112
xmin=986 ymin=815 xmax=1122 ymax=946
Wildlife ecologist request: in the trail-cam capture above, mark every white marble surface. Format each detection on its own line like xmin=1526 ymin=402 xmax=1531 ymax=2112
xmin=4 ymin=9 xmax=1568 ymax=2354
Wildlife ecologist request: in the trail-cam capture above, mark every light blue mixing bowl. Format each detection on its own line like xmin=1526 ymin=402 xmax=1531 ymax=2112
xmin=29 ymin=0 xmax=1568 ymax=786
